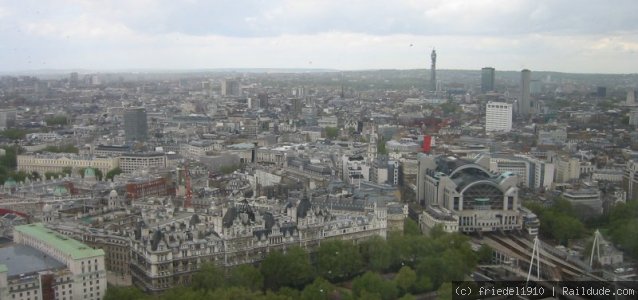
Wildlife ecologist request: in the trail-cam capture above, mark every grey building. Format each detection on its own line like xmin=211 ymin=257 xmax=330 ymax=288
xmin=124 ymin=107 xmax=148 ymax=142
xmin=519 ymin=69 xmax=532 ymax=117
xmin=416 ymin=154 xmax=523 ymax=233
xmin=0 ymin=108 xmax=16 ymax=130
xmin=221 ymin=78 xmax=241 ymax=96
xmin=481 ymin=67 xmax=495 ymax=93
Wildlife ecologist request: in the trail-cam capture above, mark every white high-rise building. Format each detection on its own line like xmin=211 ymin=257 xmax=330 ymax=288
xmin=485 ymin=101 xmax=512 ymax=133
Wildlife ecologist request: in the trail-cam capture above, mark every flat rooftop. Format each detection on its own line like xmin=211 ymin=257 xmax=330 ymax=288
xmin=14 ymin=223 xmax=104 ymax=260
xmin=0 ymin=244 xmax=65 ymax=277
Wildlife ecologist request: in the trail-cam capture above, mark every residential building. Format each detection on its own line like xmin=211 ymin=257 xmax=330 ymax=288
xmin=556 ymin=157 xmax=581 ymax=183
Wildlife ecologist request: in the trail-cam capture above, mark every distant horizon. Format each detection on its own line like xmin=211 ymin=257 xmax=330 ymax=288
xmin=3 ymin=67 xmax=637 ymax=77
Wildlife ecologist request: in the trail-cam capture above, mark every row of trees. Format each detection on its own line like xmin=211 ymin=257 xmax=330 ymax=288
xmin=527 ymin=197 xmax=638 ymax=259
xmin=525 ymin=198 xmax=587 ymax=245
xmin=601 ymin=200 xmax=638 ymax=259
xmin=0 ymin=145 xmax=23 ymax=184
xmin=45 ymin=115 xmax=68 ymax=126
xmin=0 ymin=128 xmax=31 ymax=140
xmin=106 ymin=219 xmax=480 ymax=300
xmin=42 ymin=144 xmax=79 ymax=154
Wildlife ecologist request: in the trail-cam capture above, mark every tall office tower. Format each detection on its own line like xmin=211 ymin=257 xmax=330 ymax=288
xmin=258 ymin=93 xmax=269 ymax=109
xmin=481 ymin=67 xmax=495 ymax=93
xmin=90 ymin=74 xmax=101 ymax=85
xmin=596 ymin=86 xmax=607 ymax=98
xmin=519 ymin=69 xmax=532 ymax=117
xmin=69 ymin=72 xmax=79 ymax=87
xmin=430 ymin=49 xmax=437 ymax=92
xmin=221 ymin=79 xmax=241 ymax=96
xmin=485 ymin=101 xmax=512 ymax=133
xmin=530 ymin=80 xmax=542 ymax=96
xmin=627 ymin=88 xmax=636 ymax=106
xmin=201 ymin=81 xmax=212 ymax=96
xmin=291 ymin=98 xmax=303 ymax=116
xmin=124 ymin=107 xmax=148 ymax=142
xmin=0 ymin=108 xmax=17 ymax=130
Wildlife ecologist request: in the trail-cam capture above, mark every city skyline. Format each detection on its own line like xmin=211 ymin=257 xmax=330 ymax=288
xmin=1 ymin=0 xmax=638 ymax=74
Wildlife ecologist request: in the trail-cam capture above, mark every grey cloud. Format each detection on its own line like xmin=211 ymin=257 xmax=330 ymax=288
xmin=115 ymin=0 xmax=638 ymax=37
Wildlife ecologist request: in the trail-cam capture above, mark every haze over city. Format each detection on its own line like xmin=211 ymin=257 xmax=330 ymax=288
xmin=1 ymin=1 xmax=638 ymax=300
xmin=1 ymin=0 xmax=638 ymax=73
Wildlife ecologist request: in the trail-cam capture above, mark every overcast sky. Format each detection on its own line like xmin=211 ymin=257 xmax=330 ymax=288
xmin=1 ymin=0 xmax=637 ymax=73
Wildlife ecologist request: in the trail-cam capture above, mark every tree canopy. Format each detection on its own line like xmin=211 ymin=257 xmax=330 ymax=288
xmin=42 ymin=144 xmax=79 ymax=154
xmin=607 ymin=200 xmax=638 ymax=259
xmin=105 ymin=167 xmax=123 ymax=180
xmin=45 ymin=115 xmax=68 ymax=126
xmin=324 ymin=127 xmax=339 ymax=140
xmin=105 ymin=224 xmax=481 ymax=300
xmin=260 ymin=246 xmax=314 ymax=291
xmin=525 ymin=199 xmax=586 ymax=245
xmin=352 ymin=271 xmax=398 ymax=300
xmin=316 ymin=239 xmax=364 ymax=282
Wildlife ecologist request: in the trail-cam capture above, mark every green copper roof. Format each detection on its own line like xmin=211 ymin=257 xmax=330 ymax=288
xmin=84 ymin=167 xmax=96 ymax=177
xmin=4 ymin=178 xmax=17 ymax=187
xmin=14 ymin=223 xmax=104 ymax=260
xmin=53 ymin=185 xmax=68 ymax=196
xmin=0 ymin=263 xmax=7 ymax=273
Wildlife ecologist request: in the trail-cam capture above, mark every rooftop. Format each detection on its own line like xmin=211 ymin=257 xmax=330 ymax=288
xmin=227 ymin=143 xmax=255 ymax=150
xmin=14 ymin=223 xmax=104 ymax=260
xmin=0 ymin=245 xmax=66 ymax=277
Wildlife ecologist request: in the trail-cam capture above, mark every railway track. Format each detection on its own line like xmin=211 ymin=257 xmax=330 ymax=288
xmin=482 ymin=232 xmax=585 ymax=280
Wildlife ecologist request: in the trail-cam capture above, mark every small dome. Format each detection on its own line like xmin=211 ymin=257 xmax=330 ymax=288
xmin=43 ymin=204 xmax=53 ymax=213
xmin=4 ymin=178 xmax=17 ymax=188
xmin=53 ymin=186 xmax=68 ymax=197
xmin=109 ymin=189 xmax=118 ymax=198
xmin=84 ymin=167 xmax=96 ymax=178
